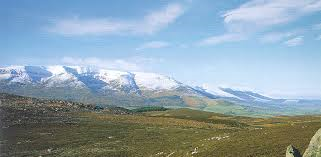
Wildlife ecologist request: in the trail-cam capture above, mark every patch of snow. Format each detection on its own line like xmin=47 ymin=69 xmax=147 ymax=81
xmin=46 ymin=66 xmax=66 ymax=75
xmin=45 ymin=73 xmax=84 ymax=88
xmin=10 ymin=74 xmax=31 ymax=83
xmin=96 ymin=70 xmax=139 ymax=91
xmin=134 ymin=72 xmax=181 ymax=90
xmin=0 ymin=73 xmax=11 ymax=80
xmin=200 ymin=84 xmax=241 ymax=99
xmin=44 ymin=66 xmax=84 ymax=88
xmin=283 ymin=99 xmax=300 ymax=103
xmin=248 ymin=94 xmax=271 ymax=102
xmin=5 ymin=66 xmax=32 ymax=83
xmin=97 ymin=70 xmax=131 ymax=83
xmin=214 ymin=88 xmax=240 ymax=98
xmin=70 ymin=66 xmax=97 ymax=74
xmin=3 ymin=65 xmax=26 ymax=72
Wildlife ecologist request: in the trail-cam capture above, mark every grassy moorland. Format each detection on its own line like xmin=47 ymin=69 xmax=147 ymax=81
xmin=1 ymin=93 xmax=321 ymax=157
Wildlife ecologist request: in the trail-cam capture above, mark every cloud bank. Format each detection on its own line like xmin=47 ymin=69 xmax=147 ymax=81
xmin=223 ymin=0 xmax=321 ymax=32
xmin=284 ymin=36 xmax=304 ymax=47
xmin=200 ymin=0 xmax=321 ymax=46
xmin=47 ymin=3 xmax=185 ymax=36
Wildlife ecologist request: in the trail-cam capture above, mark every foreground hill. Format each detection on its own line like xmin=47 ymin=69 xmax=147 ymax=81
xmin=1 ymin=65 xmax=321 ymax=116
xmin=1 ymin=93 xmax=321 ymax=156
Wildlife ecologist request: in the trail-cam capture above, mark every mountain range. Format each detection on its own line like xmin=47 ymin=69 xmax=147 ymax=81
xmin=1 ymin=65 xmax=321 ymax=117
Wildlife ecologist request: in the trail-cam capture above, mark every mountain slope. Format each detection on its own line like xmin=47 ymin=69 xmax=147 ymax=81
xmin=0 ymin=66 xmax=186 ymax=94
xmin=0 ymin=65 xmax=217 ymax=107
xmin=1 ymin=65 xmax=321 ymax=117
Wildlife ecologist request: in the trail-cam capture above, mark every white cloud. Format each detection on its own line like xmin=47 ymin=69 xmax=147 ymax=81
xmin=198 ymin=33 xmax=245 ymax=45
xmin=61 ymin=56 xmax=163 ymax=71
xmin=259 ymin=29 xmax=305 ymax=43
xmin=48 ymin=3 xmax=185 ymax=36
xmin=260 ymin=32 xmax=294 ymax=43
xmin=317 ymin=34 xmax=321 ymax=40
xmin=284 ymin=36 xmax=304 ymax=46
xmin=47 ymin=18 xmax=131 ymax=36
xmin=223 ymin=0 xmax=321 ymax=32
xmin=201 ymin=0 xmax=321 ymax=45
xmin=199 ymin=0 xmax=321 ymax=46
xmin=138 ymin=3 xmax=185 ymax=34
xmin=136 ymin=41 xmax=170 ymax=50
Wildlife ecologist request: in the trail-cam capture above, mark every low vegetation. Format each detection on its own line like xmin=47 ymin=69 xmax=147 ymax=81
xmin=1 ymin=93 xmax=321 ymax=157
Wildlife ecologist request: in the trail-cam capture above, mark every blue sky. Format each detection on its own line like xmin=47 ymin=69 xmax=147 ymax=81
xmin=1 ymin=0 xmax=321 ymax=99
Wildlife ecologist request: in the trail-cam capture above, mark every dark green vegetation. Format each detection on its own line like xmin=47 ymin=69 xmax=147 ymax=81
xmin=1 ymin=93 xmax=321 ymax=157
xmin=132 ymin=106 xmax=169 ymax=113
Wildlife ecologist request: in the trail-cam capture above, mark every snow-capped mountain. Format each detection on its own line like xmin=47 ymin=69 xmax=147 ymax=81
xmin=195 ymin=86 xmax=241 ymax=99
xmin=194 ymin=86 xmax=321 ymax=106
xmin=218 ymin=88 xmax=279 ymax=102
xmin=0 ymin=65 xmax=319 ymax=104
xmin=0 ymin=65 xmax=209 ymax=97
xmin=1 ymin=65 xmax=321 ymax=116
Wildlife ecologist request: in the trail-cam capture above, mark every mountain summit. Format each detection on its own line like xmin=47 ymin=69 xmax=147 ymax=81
xmin=0 ymin=65 xmax=216 ymax=103
xmin=0 ymin=65 xmax=183 ymax=93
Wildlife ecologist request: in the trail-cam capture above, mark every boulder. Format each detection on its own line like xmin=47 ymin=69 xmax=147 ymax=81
xmin=303 ymin=128 xmax=321 ymax=157
xmin=286 ymin=145 xmax=301 ymax=157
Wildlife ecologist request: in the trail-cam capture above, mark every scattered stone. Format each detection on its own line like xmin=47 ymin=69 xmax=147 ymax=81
xmin=156 ymin=152 xmax=164 ymax=155
xmin=166 ymin=152 xmax=175 ymax=157
xmin=205 ymin=135 xmax=229 ymax=141
xmin=191 ymin=147 xmax=198 ymax=155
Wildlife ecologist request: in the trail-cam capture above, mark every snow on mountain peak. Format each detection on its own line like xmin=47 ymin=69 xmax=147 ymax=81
xmin=133 ymin=72 xmax=182 ymax=90
xmin=0 ymin=65 xmax=184 ymax=92
xmin=98 ymin=69 xmax=131 ymax=81
xmin=46 ymin=66 xmax=66 ymax=75
xmin=199 ymin=85 xmax=241 ymax=99
xmin=0 ymin=66 xmax=32 ymax=83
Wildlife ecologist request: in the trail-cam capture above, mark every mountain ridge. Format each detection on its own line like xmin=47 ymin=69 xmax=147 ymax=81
xmin=1 ymin=65 xmax=321 ymax=116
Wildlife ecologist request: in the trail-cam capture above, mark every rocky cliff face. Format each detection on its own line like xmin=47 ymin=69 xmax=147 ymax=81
xmin=286 ymin=128 xmax=321 ymax=157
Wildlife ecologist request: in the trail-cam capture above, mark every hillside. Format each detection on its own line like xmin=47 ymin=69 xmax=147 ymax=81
xmin=1 ymin=94 xmax=321 ymax=156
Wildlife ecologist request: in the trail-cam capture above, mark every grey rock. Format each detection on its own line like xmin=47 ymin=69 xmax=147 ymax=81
xmin=286 ymin=145 xmax=301 ymax=157
xmin=303 ymin=128 xmax=321 ymax=157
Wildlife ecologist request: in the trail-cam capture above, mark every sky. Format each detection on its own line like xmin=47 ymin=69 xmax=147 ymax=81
xmin=1 ymin=0 xmax=321 ymax=99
